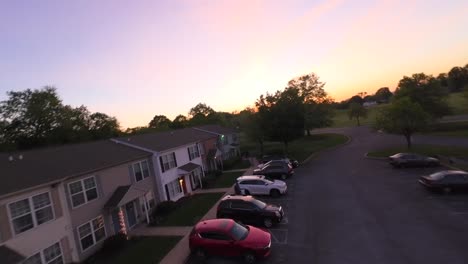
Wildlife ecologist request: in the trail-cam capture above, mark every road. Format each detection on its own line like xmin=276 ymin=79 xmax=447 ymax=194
xmin=188 ymin=127 xmax=468 ymax=264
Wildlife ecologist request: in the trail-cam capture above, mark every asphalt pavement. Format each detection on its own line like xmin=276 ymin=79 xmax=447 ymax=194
xmin=187 ymin=126 xmax=468 ymax=264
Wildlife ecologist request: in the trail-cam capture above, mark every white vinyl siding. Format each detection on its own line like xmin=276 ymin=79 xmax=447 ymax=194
xmin=78 ymin=215 xmax=106 ymax=251
xmin=68 ymin=176 xmax=98 ymax=208
xmin=8 ymin=192 xmax=54 ymax=235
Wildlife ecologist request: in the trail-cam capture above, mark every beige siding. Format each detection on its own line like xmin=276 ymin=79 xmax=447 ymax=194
xmin=0 ymin=203 xmax=12 ymax=242
xmin=60 ymin=236 xmax=73 ymax=263
xmin=66 ymin=158 xmax=156 ymax=261
xmin=51 ymin=187 xmax=63 ymax=219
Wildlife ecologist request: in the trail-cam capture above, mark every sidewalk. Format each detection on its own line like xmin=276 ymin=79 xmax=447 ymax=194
xmin=131 ymin=157 xmax=258 ymax=264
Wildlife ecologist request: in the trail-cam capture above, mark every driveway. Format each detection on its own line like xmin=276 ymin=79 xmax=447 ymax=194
xmin=187 ymin=126 xmax=468 ymax=263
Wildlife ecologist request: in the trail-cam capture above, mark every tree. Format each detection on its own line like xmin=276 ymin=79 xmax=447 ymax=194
xmin=375 ymin=97 xmax=430 ymax=149
xmin=437 ymin=73 xmax=449 ymax=88
xmin=0 ymin=87 xmax=64 ymax=149
xmin=148 ymin=115 xmax=171 ymax=130
xmin=348 ymin=95 xmax=364 ymax=106
xmin=285 ymin=73 xmax=333 ymax=135
xmin=374 ymin=87 xmax=392 ymax=103
xmin=448 ymin=66 xmax=468 ymax=92
xmin=188 ymin=103 xmax=215 ymax=117
xmin=88 ymin=113 xmax=120 ymax=139
xmin=237 ymin=108 xmax=266 ymax=155
xmin=393 ymin=73 xmax=450 ymax=118
xmin=171 ymin=115 xmax=187 ymax=129
xmin=348 ymin=102 xmax=368 ymax=126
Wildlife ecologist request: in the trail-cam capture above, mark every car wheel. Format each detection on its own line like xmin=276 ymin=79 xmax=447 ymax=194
xmin=270 ymin=189 xmax=280 ymax=198
xmin=244 ymin=189 xmax=250 ymax=195
xmin=263 ymin=217 xmax=273 ymax=228
xmin=244 ymin=251 xmax=256 ymax=264
xmin=194 ymin=248 xmax=207 ymax=259
xmin=280 ymin=174 xmax=287 ymax=180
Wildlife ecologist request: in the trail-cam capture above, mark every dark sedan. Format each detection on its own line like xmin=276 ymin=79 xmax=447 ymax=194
xmin=261 ymin=155 xmax=299 ymax=168
xmin=419 ymin=170 xmax=468 ymax=192
xmin=389 ymin=153 xmax=440 ymax=168
xmin=253 ymin=163 xmax=294 ymax=180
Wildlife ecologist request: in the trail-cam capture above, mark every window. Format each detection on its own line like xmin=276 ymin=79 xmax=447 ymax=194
xmin=78 ymin=216 xmax=106 ymax=251
xmin=160 ymin=152 xmax=177 ymax=172
xmin=23 ymin=242 xmax=63 ymax=264
xmin=68 ymin=177 xmax=98 ymax=208
xmin=132 ymin=160 xmax=150 ymax=182
xmin=188 ymin=145 xmax=200 ymax=160
xmin=8 ymin=192 xmax=54 ymax=235
xmin=232 ymin=133 xmax=238 ymax=142
xmin=190 ymin=167 xmax=202 ymax=188
xmin=166 ymin=179 xmax=182 ymax=199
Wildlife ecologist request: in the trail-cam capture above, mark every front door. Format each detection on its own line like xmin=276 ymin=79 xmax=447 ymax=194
xmin=111 ymin=209 xmax=121 ymax=234
xmin=180 ymin=177 xmax=188 ymax=194
xmin=125 ymin=201 xmax=137 ymax=228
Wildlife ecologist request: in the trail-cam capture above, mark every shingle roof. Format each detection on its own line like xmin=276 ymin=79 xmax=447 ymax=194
xmin=104 ymin=185 xmax=131 ymax=208
xmin=0 ymin=140 xmax=151 ymax=197
xmin=0 ymin=245 xmax=25 ymax=264
xmin=193 ymin=125 xmax=237 ymax=135
xmin=113 ymin=128 xmax=217 ymax=152
xmin=178 ymin=162 xmax=201 ymax=172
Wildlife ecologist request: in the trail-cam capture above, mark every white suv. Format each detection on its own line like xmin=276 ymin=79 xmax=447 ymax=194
xmin=236 ymin=175 xmax=287 ymax=197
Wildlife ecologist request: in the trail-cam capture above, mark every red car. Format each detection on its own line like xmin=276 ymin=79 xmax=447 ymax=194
xmin=189 ymin=218 xmax=272 ymax=263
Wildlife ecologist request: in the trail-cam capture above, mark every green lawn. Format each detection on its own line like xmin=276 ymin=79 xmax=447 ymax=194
xmin=331 ymin=104 xmax=386 ymax=128
xmin=224 ymin=159 xmax=251 ymax=170
xmin=87 ymin=236 xmax=182 ymax=264
xmin=208 ymin=171 xmax=245 ymax=188
xmin=448 ymin=92 xmax=468 ymax=115
xmin=422 ymin=121 xmax=468 ymax=138
xmin=241 ymin=133 xmax=348 ymax=162
xmin=367 ymin=144 xmax=468 ymax=158
xmin=158 ymin=193 xmax=224 ymax=226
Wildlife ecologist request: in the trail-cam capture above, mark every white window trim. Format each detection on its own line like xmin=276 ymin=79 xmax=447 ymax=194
xmin=24 ymin=240 xmax=63 ymax=264
xmin=78 ymin=215 xmax=107 ymax=252
xmin=7 ymin=191 xmax=55 ymax=236
xmin=189 ymin=145 xmax=200 ymax=160
xmin=68 ymin=176 xmax=99 ymax=209
xmin=132 ymin=160 xmax=150 ymax=182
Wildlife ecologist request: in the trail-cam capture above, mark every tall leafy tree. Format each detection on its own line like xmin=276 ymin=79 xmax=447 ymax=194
xmin=237 ymin=108 xmax=266 ymax=155
xmin=374 ymin=87 xmax=393 ymax=102
xmin=393 ymin=73 xmax=450 ymax=118
xmin=348 ymin=102 xmax=368 ymax=126
xmin=148 ymin=115 xmax=172 ymax=130
xmin=89 ymin=112 xmax=120 ymax=139
xmin=188 ymin=103 xmax=215 ymax=117
xmin=448 ymin=66 xmax=468 ymax=92
xmin=285 ymin=73 xmax=333 ymax=135
xmin=0 ymin=87 xmax=63 ymax=149
xmin=171 ymin=114 xmax=187 ymax=129
xmin=375 ymin=97 xmax=430 ymax=149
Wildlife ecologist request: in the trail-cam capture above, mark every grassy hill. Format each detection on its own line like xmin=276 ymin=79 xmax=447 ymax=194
xmin=330 ymin=92 xmax=467 ymax=128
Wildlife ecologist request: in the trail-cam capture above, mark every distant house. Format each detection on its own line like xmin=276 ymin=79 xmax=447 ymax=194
xmin=363 ymin=101 xmax=377 ymax=107
xmin=193 ymin=125 xmax=240 ymax=161
xmin=0 ymin=140 xmax=156 ymax=263
xmin=112 ymin=128 xmax=218 ymax=202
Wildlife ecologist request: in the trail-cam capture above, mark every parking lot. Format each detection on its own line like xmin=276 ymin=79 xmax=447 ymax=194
xmin=187 ymin=127 xmax=468 ymax=264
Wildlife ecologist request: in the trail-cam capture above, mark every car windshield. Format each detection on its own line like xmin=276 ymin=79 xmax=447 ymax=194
xmin=251 ymin=199 xmax=267 ymax=209
xmin=428 ymin=171 xmax=447 ymax=180
xmin=229 ymin=222 xmax=249 ymax=241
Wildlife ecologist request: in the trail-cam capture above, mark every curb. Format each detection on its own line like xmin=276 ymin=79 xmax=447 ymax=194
xmin=301 ymin=134 xmax=352 ymax=164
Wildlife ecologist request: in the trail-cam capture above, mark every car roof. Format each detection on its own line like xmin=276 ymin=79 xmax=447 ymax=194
xmin=237 ymin=175 xmax=265 ymax=181
xmin=221 ymin=195 xmax=255 ymax=202
xmin=194 ymin=219 xmax=234 ymax=233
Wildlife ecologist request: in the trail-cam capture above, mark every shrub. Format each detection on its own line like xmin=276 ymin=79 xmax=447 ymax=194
xmin=150 ymin=201 xmax=177 ymax=225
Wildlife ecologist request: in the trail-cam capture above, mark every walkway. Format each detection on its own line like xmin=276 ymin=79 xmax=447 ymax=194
xmin=128 ymin=157 xmax=259 ymax=264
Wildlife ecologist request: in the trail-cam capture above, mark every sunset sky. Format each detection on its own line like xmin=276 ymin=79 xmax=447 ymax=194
xmin=1 ymin=0 xmax=467 ymax=128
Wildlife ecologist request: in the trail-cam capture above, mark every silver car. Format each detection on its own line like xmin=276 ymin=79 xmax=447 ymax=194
xmin=236 ymin=175 xmax=287 ymax=197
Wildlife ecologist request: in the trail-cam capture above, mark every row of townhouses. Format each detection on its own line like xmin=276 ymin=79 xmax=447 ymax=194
xmin=0 ymin=125 xmax=240 ymax=264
